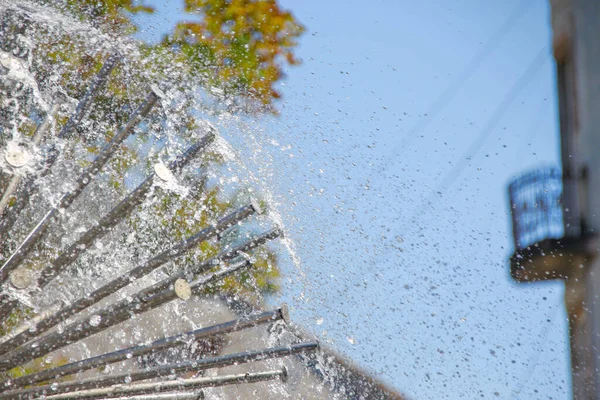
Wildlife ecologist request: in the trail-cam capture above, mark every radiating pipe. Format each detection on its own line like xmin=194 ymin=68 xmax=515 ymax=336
xmin=0 ymin=52 xmax=120 ymax=238
xmin=0 ymin=202 xmax=257 ymax=358
xmin=76 ymin=393 xmax=204 ymax=400
xmin=77 ymin=394 xmax=204 ymax=400
xmin=0 ymin=133 xmax=216 ymax=326
xmin=0 ymin=259 xmax=253 ymax=370
xmin=38 ymin=130 xmax=216 ymax=287
xmin=0 ymin=343 xmax=316 ymax=399
xmin=0 ymin=87 xmax=164 ymax=285
xmin=0 ymin=100 xmax=61 ymax=216
xmin=42 ymin=369 xmax=286 ymax=400
xmin=128 ymin=227 xmax=282 ymax=304
xmin=0 ymin=301 xmax=62 ymax=346
xmin=56 ymin=53 xmax=121 ymax=140
xmin=3 ymin=305 xmax=288 ymax=389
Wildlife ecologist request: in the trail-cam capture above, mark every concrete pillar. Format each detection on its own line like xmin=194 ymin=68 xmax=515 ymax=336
xmin=550 ymin=0 xmax=600 ymax=398
xmin=549 ymin=0 xmax=600 ymax=397
xmin=571 ymin=0 xmax=600 ymax=397
xmin=566 ymin=272 xmax=594 ymax=398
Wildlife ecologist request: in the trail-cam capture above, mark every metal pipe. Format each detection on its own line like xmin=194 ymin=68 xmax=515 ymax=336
xmin=0 ymin=174 xmax=35 ymax=242
xmin=32 ymin=100 xmax=63 ymax=144
xmin=0 ymin=259 xmax=253 ymax=370
xmin=0 ymin=100 xmax=61 ymax=216
xmin=219 ymin=227 xmax=283 ymax=263
xmin=81 ymin=394 xmax=204 ymax=400
xmin=38 ymin=130 xmax=216 ymax=287
xmin=0 ymin=343 xmax=316 ymax=399
xmin=68 ymin=393 xmax=205 ymax=400
xmin=0 ymin=133 xmax=216 ymax=326
xmin=56 ymin=53 xmax=121 ymax=140
xmin=0 ymin=301 xmax=62 ymax=346
xmin=0 ymin=201 xmax=256 ymax=356
xmin=41 ymin=369 xmax=286 ymax=400
xmin=0 ymin=297 xmax=17 ymax=322
xmin=0 ymin=52 xmax=120 ymax=238
xmin=0 ymin=87 xmax=164 ymax=285
xmin=126 ymin=227 xmax=283 ymax=303
xmin=3 ymin=305 xmax=288 ymax=389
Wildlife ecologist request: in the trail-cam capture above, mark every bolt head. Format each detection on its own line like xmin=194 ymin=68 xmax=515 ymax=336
xmin=250 ymin=198 xmax=262 ymax=215
xmin=154 ymin=162 xmax=174 ymax=182
xmin=10 ymin=268 xmax=31 ymax=289
xmin=280 ymin=303 xmax=290 ymax=324
xmin=174 ymin=278 xmax=192 ymax=300
xmin=0 ymin=53 xmax=14 ymax=71
xmin=5 ymin=147 xmax=30 ymax=168
xmin=273 ymin=225 xmax=284 ymax=239
xmin=280 ymin=366 xmax=289 ymax=383
xmin=150 ymin=84 xmax=165 ymax=100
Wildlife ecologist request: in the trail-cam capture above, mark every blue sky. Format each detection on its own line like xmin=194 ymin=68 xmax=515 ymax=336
xmin=134 ymin=1 xmax=569 ymax=398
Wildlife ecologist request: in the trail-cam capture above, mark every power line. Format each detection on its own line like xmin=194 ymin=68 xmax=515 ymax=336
xmin=359 ymin=46 xmax=548 ymax=276
xmin=513 ymin=87 xmax=551 ymax=167
xmin=404 ymin=46 xmax=548 ymax=227
xmin=366 ymin=0 xmax=531 ymax=185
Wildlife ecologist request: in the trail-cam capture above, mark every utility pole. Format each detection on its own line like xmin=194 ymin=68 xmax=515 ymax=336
xmin=552 ymin=0 xmax=600 ymax=397
xmin=509 ymin=1 xmax=600 ymax=399
xmin=564 ymin=0 xmax=600 ymax=398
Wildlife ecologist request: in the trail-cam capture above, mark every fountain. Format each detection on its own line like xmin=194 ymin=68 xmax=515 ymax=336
xmin=0 ymin=2 xmax=406 ymax=399
xmin=0 ymin=2 xmax=325 ymax=399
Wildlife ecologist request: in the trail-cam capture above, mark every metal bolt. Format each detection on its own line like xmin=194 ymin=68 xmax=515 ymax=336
xmin=4 ymin=147 xmax=30 ymax=168
xmin=9 ymin=268 xmax=31 ymax=289
xmin=154 ymin=162 xmax=174 ymax=182
xmin=174 ymin=279 xmax=191 ymax=300
xmin=250 ymin=198 xmax=262 ymax=215
xmin=280 ymin=366 xmax=289 ymax=384
xmin=280 ymin=303 xmax=291 ymax=325
xmin=149 ymin=84 xmax=166 ymax=100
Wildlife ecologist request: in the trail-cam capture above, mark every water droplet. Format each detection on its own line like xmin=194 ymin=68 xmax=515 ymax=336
xmin=89 ymin=315 xmax=101 ymax=327
xmin=124 ymin=376 xmax=132 ymax=384
xmin=50 ymin=382 xmax=58 ymax=391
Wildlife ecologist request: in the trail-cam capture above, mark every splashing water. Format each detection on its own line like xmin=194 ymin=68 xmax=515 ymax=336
xmin=213 ymin=134 xmax=308 ymax=281
xmin=0 ymin=3 xmax=408 ymax=399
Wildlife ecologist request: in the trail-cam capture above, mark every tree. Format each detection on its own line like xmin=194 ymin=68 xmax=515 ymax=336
xmin=167 ymin=0 xmax=304 ymax=110
xmin=58 ymin=0 xmax=304 ymax=111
